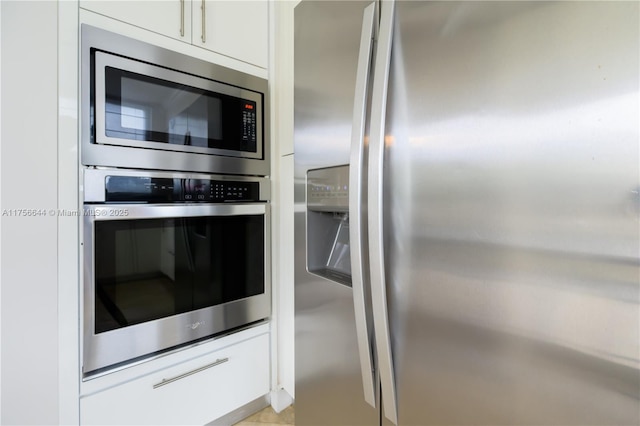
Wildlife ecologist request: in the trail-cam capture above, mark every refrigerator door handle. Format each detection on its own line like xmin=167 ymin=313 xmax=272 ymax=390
xmin=367 ymin=0 xmax=398 ymax=424
xmin=349 ymin=1 xmax=377 ymax=409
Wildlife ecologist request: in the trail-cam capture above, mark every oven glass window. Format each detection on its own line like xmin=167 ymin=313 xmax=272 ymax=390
xmin=104 ymin=67 xmax=258 ymax=153
xmin=93 ymin=215 xmax=264 ymax=334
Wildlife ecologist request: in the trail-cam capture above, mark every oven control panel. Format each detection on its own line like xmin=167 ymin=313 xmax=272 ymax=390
xmin=104 ymin=176 xmax=261 ymax=203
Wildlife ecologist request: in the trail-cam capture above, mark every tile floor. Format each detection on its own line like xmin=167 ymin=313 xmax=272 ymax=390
xmin=234 ymin=405 xmax=295 ymax=426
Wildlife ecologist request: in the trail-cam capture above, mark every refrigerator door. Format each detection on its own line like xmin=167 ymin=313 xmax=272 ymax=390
xmin=383 ymin=1 xmax=639 ymax=425
xmin=294 ymin=1 xmax=379 ymax=424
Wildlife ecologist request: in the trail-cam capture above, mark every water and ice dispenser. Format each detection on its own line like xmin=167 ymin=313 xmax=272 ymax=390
xmin=307 ymin=166 xmax=352 ymax=285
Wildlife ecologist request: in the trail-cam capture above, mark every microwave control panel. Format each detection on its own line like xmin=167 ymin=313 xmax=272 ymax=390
xmin=104 ymin=176 xmax=261 ymax=203
xmin=241 ymin=101 xmax=258 ymax=144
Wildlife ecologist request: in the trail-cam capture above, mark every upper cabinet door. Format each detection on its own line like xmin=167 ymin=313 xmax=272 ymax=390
xmin=194 ymin=0 xmax=269 ymax=68
xmin=80 ymin=0 xmax=192 ymax=42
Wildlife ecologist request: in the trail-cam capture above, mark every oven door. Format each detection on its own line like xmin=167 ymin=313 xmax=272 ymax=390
xmin=94 ymin=51 xmax=263 ymax=160
xmin=82 ymin=203 xmax=270 ymax=375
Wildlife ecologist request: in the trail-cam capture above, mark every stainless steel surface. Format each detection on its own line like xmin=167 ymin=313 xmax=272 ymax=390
xmin=294 ymin=1 xmax=376 ymax=174
xmin=83 ymin=205 xmax=271 ymax=374
xmin=88 ymin=203 xmax=266 ymax=221
xmin=298 ymin=1 xmax=638 ymax=425
xmin=153 ymin=357 xmax=228 ymax=389
xmin=201 ymin=0 xmax=206 ymax=43
xmin=385 ymin=1 xmax=639 ymax=424
xmin=294 ymin=1 xmax=379 ymax=424
xmin=307 ymin=166 xmax=351 ymax=284
xmin=180 ymin=0 xmax=184 ymax=37
xmin=367 ymin=1 xmax=397 ymax=423
xmin=82 ymin=177 xmax=271 ymax=374
xmin=307 ymin=166 xmax=349 ymax=213
xmin=84 ymin=168 xmax=270 ymax=204
xmin=349 ymin=2 xmax=377 ymax=409
xmin=81 ymin=25 xmax=270 ymax=176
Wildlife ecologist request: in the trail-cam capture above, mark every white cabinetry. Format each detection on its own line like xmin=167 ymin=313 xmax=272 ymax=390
xmin=194 ymin=0 xmax=268 ymax=68
xmin=77 ymin=1 xmax=191 ymax=42
xmin=80 ymin=0 xmax=268 ymax=68
xmin=81 ymin=328 xmax=270 ymax=425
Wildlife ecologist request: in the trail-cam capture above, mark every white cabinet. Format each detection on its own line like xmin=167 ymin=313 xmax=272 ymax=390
xmin=193 ymin=0 xmax=268 ymax=68
xmin=79 ymin=1 xmax=192 ymax=42
xmin=80 ymin=332 xmax=270 ymax=425
xmin=80 ymin=0 xmax=268 ymax=68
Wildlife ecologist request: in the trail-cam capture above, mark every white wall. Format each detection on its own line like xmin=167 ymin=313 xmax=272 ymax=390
xmin=0 ymin=2 xmax=60 ymax=424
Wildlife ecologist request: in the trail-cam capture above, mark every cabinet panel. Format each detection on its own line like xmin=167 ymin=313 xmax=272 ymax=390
xmin=80 ymin=333 xmax=270 ymax=425
xmin=80 ymin=0 xmax=192 ymax=42
xmin=273 ymin=1 xmax=295 ymax=155
xmin=194 ymin=0 xmax=269 ymax=68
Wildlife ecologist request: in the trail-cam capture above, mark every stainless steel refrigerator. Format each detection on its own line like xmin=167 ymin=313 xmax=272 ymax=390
xmin=294 ymin=1 xmax=639 ymax=425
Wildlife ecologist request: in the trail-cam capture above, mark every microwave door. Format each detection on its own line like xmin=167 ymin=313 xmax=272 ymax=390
xmin=94 ymin=51 xmax=263 ymax=159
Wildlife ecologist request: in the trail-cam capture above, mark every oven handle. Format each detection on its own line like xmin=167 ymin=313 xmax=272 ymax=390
xmin=84 ymin=203 xmax=267 ymax=221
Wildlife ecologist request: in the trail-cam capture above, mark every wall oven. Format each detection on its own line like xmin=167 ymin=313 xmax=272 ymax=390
xmin=82 ymin=169 xmax=270 ymax=375
xmin=81 ymin=25 xmax=269 ymax=176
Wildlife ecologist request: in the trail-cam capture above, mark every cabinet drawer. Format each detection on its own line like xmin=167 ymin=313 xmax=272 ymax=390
xmin=81 ymin=333 xmax=269 ymax=425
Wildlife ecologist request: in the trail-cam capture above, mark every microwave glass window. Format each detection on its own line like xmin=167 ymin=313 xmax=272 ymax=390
xmin=104 ymin=67 xmax=258 ymax=153
xmin=117 ymin=76 xmax=222 ymax=144
xmin=93 ymin=215 xmax=264 ymax=333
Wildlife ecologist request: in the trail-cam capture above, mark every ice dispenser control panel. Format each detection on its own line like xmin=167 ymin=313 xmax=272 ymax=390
xmin=307 ymin=166 xmax=349 ymax=212
xmin=307 ymin=166 xmax=351 ymax=286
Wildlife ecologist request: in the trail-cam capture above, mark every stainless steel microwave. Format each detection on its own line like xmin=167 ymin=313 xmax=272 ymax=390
xmin=81 ymin=25 xmax=270 ymax=176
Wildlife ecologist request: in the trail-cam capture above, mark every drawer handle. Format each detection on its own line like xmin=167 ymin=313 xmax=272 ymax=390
xmin=153 ymin=357 xmax=229 ymax=389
